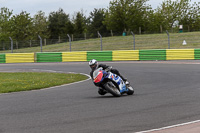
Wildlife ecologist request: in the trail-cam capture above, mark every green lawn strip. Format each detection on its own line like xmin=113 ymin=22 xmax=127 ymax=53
xmin=0 ymin=72 xmax=88 ymax=93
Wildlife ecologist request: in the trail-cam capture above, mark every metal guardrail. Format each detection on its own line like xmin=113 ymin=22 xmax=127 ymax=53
xmin=0 ymin=49 xmax=199 ymax=63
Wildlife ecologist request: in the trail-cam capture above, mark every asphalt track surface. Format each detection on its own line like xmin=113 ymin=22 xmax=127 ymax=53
xmin=0 ymin=61 xmax=200 ymax=133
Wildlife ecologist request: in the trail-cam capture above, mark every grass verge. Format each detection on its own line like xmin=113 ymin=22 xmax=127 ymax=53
xmin=0 ymin=72 xmax=88 ymax=93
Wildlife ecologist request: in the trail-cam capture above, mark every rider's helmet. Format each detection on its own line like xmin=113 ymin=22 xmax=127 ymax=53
xmin=89 ymin=59 xmax=98 ymax=70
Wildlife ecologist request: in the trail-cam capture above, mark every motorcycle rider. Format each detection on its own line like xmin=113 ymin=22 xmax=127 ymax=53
xmin=89 ymin=59 xmax=130 ymax=95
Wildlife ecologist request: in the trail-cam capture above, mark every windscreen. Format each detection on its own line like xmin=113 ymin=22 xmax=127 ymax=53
xmin=93 ymin=67 xmax=103 ymax=79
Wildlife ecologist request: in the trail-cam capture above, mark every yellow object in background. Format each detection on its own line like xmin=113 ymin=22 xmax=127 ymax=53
xmin=6 ymin=53 xmax=35 ymax=63
xmin=166 ymin=49 xmax=194 ymax=60
xmin=62 ymin=52 xmax=87 ymax=62
xmin=113 ymin=50 xmax=139 ymax=61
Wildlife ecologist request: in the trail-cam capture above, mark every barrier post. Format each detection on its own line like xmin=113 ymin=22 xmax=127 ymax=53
xmin=38 ymin=35 xmax=43 ymax=52
xmin=131 ymin=31 xmax=135 ymax=50
xmin=67 ymin=34 xmax=71 ymax=52
xmin=98 ymin=32 xmax=102 ymax=51
xmin=9 ymin=37 xmax=13 ymax=53
xmin=166 ymin=30 xmax=170 ymax=49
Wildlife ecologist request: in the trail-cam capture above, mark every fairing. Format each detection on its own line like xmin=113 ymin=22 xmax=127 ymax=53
xmin=92 ymin=67 xmax=128 ymax=93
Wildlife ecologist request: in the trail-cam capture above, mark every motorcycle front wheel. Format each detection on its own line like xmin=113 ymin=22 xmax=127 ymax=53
xmin=104 ymin=81 xmax=121 ymax=97
xmin=126 ymin=86 xmax=134 ymax=95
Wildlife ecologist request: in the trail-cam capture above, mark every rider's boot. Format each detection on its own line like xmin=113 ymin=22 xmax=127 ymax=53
xmin=120 ymin=75 xmax=130 ymax=86
xmin=125 ymin=81 xmax=130 ymax=86
xmin=98 ymin=88 xmax=107 ymax=95
xmin=121 ymin=77 xmax=130 ymax=86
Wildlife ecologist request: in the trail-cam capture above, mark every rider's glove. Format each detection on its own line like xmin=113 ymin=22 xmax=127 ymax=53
xmin=105 ymin=66 xmax=112 ymax=72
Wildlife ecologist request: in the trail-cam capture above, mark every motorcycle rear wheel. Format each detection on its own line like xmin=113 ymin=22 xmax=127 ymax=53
xmin=104 ymin=81 xmax=121 ymax=97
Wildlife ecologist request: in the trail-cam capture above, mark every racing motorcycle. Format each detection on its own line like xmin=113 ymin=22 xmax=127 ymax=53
xmin=92 ymin=67 xmax=134 ymax=97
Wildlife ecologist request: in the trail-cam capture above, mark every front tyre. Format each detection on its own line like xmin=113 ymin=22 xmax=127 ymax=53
xmin=104 ymin=81 xmax=121 ymax=97
xmin=126 ymin=85 xmax=134 ymax=95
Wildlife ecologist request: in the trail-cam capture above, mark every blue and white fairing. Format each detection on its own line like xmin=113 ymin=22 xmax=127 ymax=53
xmin=105 ymin=72 xmax=128 ymax=93
xmin=92 ymin=67 xmax=128 ymax=94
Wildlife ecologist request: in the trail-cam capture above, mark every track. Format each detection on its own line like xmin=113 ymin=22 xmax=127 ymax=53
xmin=0 ymin=61 xmax=200 ymax=133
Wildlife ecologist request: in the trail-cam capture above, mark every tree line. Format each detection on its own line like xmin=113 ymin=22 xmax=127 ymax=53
xmin=0 ymin=0 xmax=200 ymax=43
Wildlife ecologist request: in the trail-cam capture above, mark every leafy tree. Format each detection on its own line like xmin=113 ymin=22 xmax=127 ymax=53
xmin=10 ymin=11 xmax=33 ymax=41
xmin=88 ymin=8 xmax=108 ymax=37
xmin=146 ymin=8 xmax=169 ymax=33
xmin=33 ymin=11 xmax=49 ymax=40
xmin=104 ymin=0 xmax=151 ymax=33
xmin=0 ymin=7 xmax=13 ymax=41
xmin=65 ymin=20 xmax=74 ymax=35
xmin=127 ymin=0 xmax=152 ymax=33
xmin=73 ymin=11 xmax=87 ymax=38
xmin=104 ymin=0 xmax=130 ymax=32
xmin=157 ymin=0 xmax=191 ymax=29
xmin=48 ymin=8 xmax=72 ymax=39
xmin=178 ymin=1 xmax=200 ymax=31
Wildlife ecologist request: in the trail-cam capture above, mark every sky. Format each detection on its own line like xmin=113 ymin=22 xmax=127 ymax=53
xmin=0 ymin=0 xmax=200 ymax=17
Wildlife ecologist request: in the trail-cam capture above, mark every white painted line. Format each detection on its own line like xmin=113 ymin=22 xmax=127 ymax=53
xmin=38 ymin=74 xmax=91 ymax=91
xmin=37 ymin=72 xmax=91 ymax=91
xmin=136 ymin=120 xmax=200 ymax=133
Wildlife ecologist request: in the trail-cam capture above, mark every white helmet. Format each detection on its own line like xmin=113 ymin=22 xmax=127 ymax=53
xmin=89 ymin=59 xmax=98 ymax=70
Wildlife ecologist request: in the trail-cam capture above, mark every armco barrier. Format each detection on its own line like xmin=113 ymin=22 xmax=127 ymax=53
xmin=195 ymin=49 xmax=200 ymax=60
xmin=62 ymin=51 xmax=87 ymax=62
xmin=1 ymin=49 xmax=200 ymax=63
xmin=87 ymin=51 xmax=112 ymax=61
xmin=36 ymin=52 xmax=62 ymax=62
xmin=139 ymin=49 xmax=166 ymax=61
xmin=6 ymin=53 xmax=34 ymax=63
xmin=113 ymin=50 xmax=139 ymax=61
xmin=166 ymin=49 xmax=194 ymax=60
xmin=0 ymin=54 xmax=5 ymax=63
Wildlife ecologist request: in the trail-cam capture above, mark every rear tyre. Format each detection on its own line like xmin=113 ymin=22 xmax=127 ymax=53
xmin=104 ymin=82 xmax=121 ymax=97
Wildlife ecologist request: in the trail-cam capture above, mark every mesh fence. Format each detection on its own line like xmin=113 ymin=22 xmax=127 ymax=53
xmin=1 ymin=31 xmax=200 ymax=53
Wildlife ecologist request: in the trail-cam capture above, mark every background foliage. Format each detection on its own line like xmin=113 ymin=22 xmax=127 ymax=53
xmin=0 ymin=0 xmax=200 ymax=45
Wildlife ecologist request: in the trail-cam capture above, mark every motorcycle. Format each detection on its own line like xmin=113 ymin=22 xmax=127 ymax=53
xmin=92 ymin=67 xmax=134 ymax=97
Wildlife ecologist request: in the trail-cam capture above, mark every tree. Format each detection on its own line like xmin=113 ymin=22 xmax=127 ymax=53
xmin=0 ymin=7 xmax=13 ymax=41
xmin=127 ymin=0 xmax=152 ymax=33
xmin=8 ymin=11 xmax=33 ymax=49
xmin=48 ymin=8 xmax=72 ymax=39
xmin=104 ymin=0 xmax=130 ymax=32
xmin=88 ymin=8 xmax=108 ymax=37
xmin=157 ymin=0 xmax=191 ymax=29
xmin=146 ymin=8 xmax=169 ymax=33
xmin=178 ymin=1 xmax=200 ymax=31
xmin=10 ymin=11 xmax=33 ymax=41
xmin=33 ymin=11 xmax=49 ymax=40
xmin=104 ymin=0 xmax=151 ymax=33
xmin=73 ymin=11 xmax=87 ymax=38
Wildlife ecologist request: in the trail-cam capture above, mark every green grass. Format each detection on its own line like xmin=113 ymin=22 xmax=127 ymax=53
xmin=0 ymin=72 xmax=88 ymax=93
xmin=1 ymin=31 xmax=200 ymax=53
